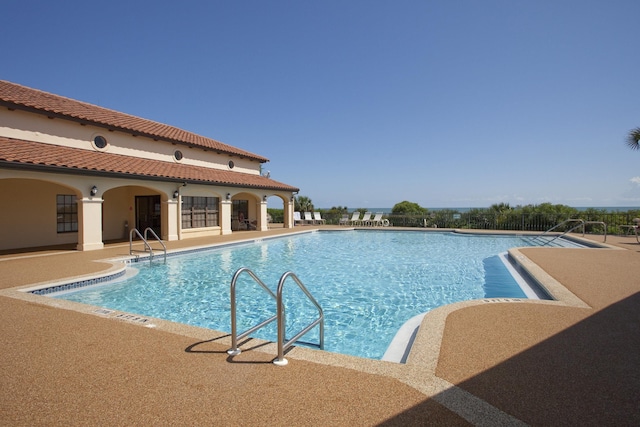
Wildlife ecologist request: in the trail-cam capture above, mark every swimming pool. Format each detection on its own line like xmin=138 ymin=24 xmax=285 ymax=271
xmin=54 ymin=231 xmax=569 ymax=359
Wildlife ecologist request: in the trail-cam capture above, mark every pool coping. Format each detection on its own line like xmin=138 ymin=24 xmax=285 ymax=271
xmin=0 ymin=227 xmax=614 ymax=425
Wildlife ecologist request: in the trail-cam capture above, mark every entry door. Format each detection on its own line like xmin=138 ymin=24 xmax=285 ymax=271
xmin=135 ymin=195 xmax=161 ymax=236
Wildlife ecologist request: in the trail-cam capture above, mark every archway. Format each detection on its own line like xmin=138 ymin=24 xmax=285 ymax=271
xmin=265 ymin=194 xmax=291 ymax=228
xmin=0 ymin=177 xmax=81 ymax=251
xmin=102 ymin=185 xmax=167 ymax=242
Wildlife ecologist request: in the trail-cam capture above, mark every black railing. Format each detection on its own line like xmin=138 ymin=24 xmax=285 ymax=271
xmin=317 ymin=211 xmax=640 ymax=234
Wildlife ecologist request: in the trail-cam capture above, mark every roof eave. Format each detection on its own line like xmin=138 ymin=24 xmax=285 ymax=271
xmin=0 ymin=100 xmax=270 ymax=163
xmin=0 ymin=160 xmax=299 ymax=193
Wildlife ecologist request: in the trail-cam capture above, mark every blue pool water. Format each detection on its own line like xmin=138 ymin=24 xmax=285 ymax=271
xmin=55 ymin=231 xmax=555 ymax=359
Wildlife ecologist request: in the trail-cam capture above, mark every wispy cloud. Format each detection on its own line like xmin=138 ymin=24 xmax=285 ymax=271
xmin=630 ymin=177 xmax=640 ymax=186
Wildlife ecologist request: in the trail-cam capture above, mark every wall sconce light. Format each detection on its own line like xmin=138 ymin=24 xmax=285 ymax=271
xmin=173 ymin=190 xmax=179 ymax=199
xmin=226 ymin=193 xmax=231 ymax=200
xmin=290 ymin=196 xmax=294 ymax=202
xmin=90 ymin=185 xmax=98 ymax=196
xmin=263 ymin=195 xmax=267 ymax=202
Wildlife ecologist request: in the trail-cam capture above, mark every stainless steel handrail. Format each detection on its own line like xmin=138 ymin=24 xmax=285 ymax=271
xmin=274 ymin=271 xmax=324 ymax=366
xmin=226 ymin=268 xmax=324 ymax=366
xmin=530 ymin=219 xmax=608 ymax=246
xmin=129 ymin=228 xmax=154 ymax=262
xmin=529 ymin=219 xmax=585 ymax=246
xmin=144 ymin=227 xmax=167 ymax=263
xmin=227 ymin=268 xmax=278 ymax=356
xmin=583 ymin=221 xmax=607 ymax=243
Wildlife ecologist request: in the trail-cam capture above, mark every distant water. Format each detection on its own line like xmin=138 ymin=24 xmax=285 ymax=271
xmin=322 ymin=206 xmax=640 ymax=213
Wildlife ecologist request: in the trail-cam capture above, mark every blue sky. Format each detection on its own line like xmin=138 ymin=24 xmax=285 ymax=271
xmin=3 ymin=0 xmax=639 ymax=209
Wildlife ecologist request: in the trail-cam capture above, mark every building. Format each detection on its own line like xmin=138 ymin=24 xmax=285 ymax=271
xmin=0 ymin=80 xmax=299 ymax=251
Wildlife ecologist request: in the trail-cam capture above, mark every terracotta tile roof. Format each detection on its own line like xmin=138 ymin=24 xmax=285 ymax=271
xmin=0 ymin=137 xmax=298 ymax=192
xmin=0 ymin=80 xmax=268 ymax=162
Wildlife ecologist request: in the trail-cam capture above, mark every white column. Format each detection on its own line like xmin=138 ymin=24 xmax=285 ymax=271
xmin=285 ymin=199 xmax=294 ymax=228
xmin=164 ymin=198 xmax=179 ymax=241
xmin=259 ymin=199 xmax=268 ymax=231
xmin=221 ymin=199 xmax=232 ymax=235
xmin=77 ymin=197 xmax=104 ymax=251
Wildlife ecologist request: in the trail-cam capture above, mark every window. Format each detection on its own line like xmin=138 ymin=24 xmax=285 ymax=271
xmin=174 ymin=150 xmax=183 ymax=161
xmin=56 ymin=195 xmax=78 ymax=233
xmin=228 ymin=160 xmax=234 ymax=169
xmin=92 ymin=135 xmax=108 ymax=150
xmin=181 ymin=196 xmax=219 ymax=229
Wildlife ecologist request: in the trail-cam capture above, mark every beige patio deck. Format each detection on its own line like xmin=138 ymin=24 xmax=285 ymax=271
xmin=1 ymin=227 xmax=638 ymax=426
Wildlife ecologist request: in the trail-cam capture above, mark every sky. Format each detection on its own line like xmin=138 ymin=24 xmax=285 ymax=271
xmin=2 ymin=0 xmax=639 ymax=209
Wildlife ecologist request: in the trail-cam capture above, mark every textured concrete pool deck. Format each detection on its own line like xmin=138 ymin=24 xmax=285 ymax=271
xmin=1 ymin=227 xmax=638 ymax=426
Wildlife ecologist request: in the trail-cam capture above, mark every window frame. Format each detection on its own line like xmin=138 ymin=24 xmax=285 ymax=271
xmin=92 ymin=135 xmax=109 ymax=151
xmin=56 ymin=194 xmax=78 ymax=233
xmin=181 ymin=196 xmax=220 ymax=229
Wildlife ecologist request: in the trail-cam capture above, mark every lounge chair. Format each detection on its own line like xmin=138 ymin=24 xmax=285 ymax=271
xmin=294 ymin=211 xmax=305 ymax=226
xmin=370 ymin=212 xmax=384 ymax=226
xmin=313 ymin=212 xmax=326 ymax=225
xmin=347 ymin=211 xmax=361 ymax=226
xmin=304 ymin=212 xmax=314 ymax=224
xmin=338 ymin=214 xmax=350 ymax=226
xmin=358 ymin=212 xmax=373 ymax=226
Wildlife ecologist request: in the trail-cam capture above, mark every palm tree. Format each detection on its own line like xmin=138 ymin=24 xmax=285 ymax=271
xmin=294 ymin=195 xmax=314 ymax=212
xmin=490 ymin=202 xmax=511 ymax=213
xmin=626 ymin=127 xmax=640 ymax=150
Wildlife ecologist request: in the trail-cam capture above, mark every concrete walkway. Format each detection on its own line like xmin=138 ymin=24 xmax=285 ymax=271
xmin=1 ymin=228 xmax=638 ymax=426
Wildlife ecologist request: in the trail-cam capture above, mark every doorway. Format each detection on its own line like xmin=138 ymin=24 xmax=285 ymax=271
xmin=135 ymin=195 xmax=161 ymax=236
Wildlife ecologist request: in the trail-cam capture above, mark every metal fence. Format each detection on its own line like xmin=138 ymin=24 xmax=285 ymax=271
xmin=319 ymin=211 xmax=640 ymax=234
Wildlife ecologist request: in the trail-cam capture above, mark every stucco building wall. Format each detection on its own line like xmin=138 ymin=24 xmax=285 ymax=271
xmin=0 ymin=80 xmax=299 ymax=251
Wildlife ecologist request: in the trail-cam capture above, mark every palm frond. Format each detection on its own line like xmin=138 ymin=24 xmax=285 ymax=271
xmin=626 ymin=127 xmax=640 ymax=150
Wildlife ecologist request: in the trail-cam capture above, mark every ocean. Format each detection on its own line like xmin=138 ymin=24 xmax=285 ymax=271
xmin=321 ymin=206 xmax=640 ymax=213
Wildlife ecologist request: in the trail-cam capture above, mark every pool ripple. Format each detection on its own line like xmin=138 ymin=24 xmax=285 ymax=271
xmin=57 ymin=231 xmax=541 ymax=360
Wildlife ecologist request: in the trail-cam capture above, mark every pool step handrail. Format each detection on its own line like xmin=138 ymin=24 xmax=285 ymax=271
xmin=529 ymin=219 xmax=607 ymax=246
xmin=143 ymin=227 xmax=167 ymax=262
xmin=129 ymin=228 xmax=166 ymax=263
xmin=582 ymin=221 xmax=607 ymax=243
xmin=528 ymin=219 xmax=585 ymax=246
xmin=226 ymin=268 xmax=324 ymax=366
xmin=129 ymin=228 xmax=154 ymax=262
xmin=227 ymin=267 xmax=278 ymax=356
xmin=274 ymin=271 xmax=324 ymax=366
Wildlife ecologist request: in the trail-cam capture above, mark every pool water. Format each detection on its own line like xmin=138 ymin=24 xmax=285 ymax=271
xmin=56 ymin=231 xmax=551 ymax=359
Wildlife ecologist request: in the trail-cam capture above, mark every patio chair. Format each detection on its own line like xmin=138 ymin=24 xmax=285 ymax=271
xmin=304 ymin=212 xmax=314 ymax=224
xmin=347 ymin=211 xmax=361 ymax=226
xmin=294 ymin=211 xmax=305 ymax=226
xmin=313 ymin=212 xmax=326 ymax=225
xmin=358 ymin=212 xmax=373 ymax=226
xmin=370 ymin=212 xmax=384 ymax=227
xmin=338 ymin=214 xmax=350 ymax=226
xmin=236 ymin=212 xmax=255 ymax=230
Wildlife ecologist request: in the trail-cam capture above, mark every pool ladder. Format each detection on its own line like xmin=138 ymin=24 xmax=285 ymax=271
xmin=227 ymin=267 xmax=324 ymax=366
xmin=129 ymin=228 xmax=167 ymax=263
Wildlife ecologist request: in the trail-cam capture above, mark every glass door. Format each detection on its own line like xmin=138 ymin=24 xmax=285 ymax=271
xmin=135 ymin=195 xmax=161 ymax=236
